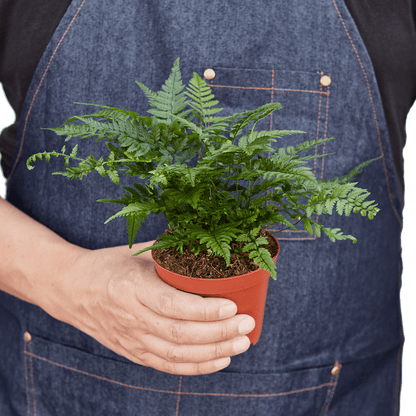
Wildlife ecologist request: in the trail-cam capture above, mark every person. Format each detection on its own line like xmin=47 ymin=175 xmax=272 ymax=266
xmin=0 ymin=0 xmax=415 ymax=414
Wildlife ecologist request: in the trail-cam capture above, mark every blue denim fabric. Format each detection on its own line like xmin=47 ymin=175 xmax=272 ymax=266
xmin=1 ymin=0 xmax=403 ymax=414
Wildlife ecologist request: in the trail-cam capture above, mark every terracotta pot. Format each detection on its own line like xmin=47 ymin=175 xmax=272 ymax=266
xmin=152 ymin=236 xmax=279 ymax=345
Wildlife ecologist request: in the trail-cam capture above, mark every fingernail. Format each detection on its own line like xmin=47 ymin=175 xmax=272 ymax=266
xmin=215 ymin=357 xmax=231 ymax=369
xmin=219 ymin=303 xmax=237 ymax=319
xmin=238 ymin=318 xmax=255 ymax=335
xmin=233 ymin=337 xmax=250 ymax=354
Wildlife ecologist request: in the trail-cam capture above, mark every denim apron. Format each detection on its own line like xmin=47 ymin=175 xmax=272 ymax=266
xmin=1 ymin=0 xmax=404 ymax=414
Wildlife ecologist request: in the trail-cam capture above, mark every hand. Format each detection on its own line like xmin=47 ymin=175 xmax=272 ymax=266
xmin=52 ymin=242 xmax=255 ymax=376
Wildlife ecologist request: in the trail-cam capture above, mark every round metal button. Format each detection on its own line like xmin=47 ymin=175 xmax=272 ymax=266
xmin=331 ymin=362 xmax=341 ymax=376
xmin=204 ymin=68 xmax=216 ymax=80
xmin=320 ymin=75 xmax=331 ymax=87
xmin=24 ymin=331 xmax=32 ymax=343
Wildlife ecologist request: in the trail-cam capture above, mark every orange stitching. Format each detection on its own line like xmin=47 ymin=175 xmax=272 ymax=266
xmin=182 ymin=382 xmax=334 ymax=398
xmin=314 ymin=75 xmax=323 ymax=175
xmin=24 ymin=341 xmax=30 ymax=416
xmin=276 ymin=236 xmax=316 ymax=241
xmin=7 ymin=0 xmax=87 ymax=183
xmin=332 ymin=0 xmax=402 ymax=226
xmin=320 ymin=87 xmax=331 ymax=179
xmin=269 ymin=72 xmax=325 ymax=238
xmin=269 ymin=69 xmax=275 ymax=131
xmin=319 ymin=363 xmax=342 ymax=416
xmin=175 ymin=375 xmax=182 ymax=416
xmin=29 ymin=342 xmax=37 ymax=416
xmin=24 ymin=351 xmax=180 ymax=394
xmin=24 ymin=350 xmax=334 ymax=397
xmin=210 ymin=84 xmax=329 ymax=95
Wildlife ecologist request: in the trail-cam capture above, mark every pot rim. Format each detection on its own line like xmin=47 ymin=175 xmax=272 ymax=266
xmin=151 ymin=231 xmax=280 ymax=283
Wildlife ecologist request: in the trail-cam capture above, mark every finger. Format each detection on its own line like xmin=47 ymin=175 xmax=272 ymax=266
xmin=143 ymin=355 xmax=232 ymax=376
xmin=121 ymin=346 xmax=232 ymax=375
xmin=138 ymin=269 xmax=238 ymax=322
xmin=139 ymin=333 xmax=250 ymax=363
xmin=139 ymin=306 xmax=255 ymax=344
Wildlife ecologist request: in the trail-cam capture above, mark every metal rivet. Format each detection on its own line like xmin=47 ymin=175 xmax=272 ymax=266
xmin=331 ymin=362 xmax=341 ymax=376
xmin=204 ymin=68 xmax=216 ymax=80
xmin=320 ymin=75 xmax=331 ymax=87
xmin=24 ymin=331 xmax=32 ymax=343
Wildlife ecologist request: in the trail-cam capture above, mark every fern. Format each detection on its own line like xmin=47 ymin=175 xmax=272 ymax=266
xmin=135 ymin=58 xmax=191 ymax=124
xmin=27 ymin=58 xmax=381 ymax=280
xmin=187 ymin=224 xmax=241 ymax=267
xmin=237 ymin=227 xmax=277 ymax=279
xmin=185 ymin=73 xmax=223 ymax=126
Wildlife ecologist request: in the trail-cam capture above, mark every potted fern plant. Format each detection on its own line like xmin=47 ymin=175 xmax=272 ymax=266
xmin=27 ymin=58 xmax=379 ymax=344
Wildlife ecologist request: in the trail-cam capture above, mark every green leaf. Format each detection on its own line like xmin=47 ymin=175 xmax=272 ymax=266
xmin=304 ymin=218 xmax=313 ymax=234
xmin=104 ymin=202 xmax=153 ymax=224
xmin=107 ymin=169 xmax=120 ymax=185
xmin=341 ymin=156 xmax=382 ymax=183
xmin=185 ymin=72 xmax=223 ymax=127
xmin=126 ymin=215 xmax=141 ymax=248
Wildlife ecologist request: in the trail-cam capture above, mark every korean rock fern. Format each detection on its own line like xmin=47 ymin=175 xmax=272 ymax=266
xmin=27 ymin=58 xmax=380 ymax=280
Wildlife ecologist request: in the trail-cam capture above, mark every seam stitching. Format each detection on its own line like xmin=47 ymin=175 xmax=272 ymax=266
xmin=319 ymin=363 xmax=342 ymax=416
xmin=175 ymin=375 xmax=182 ymax=416
xmin=29 ymin=342 xmax=37 ymax=416
xmin=6 ymin=0 xmax=87 ymax=182
xmin=24 ymin=350 xmax=334 ymax=397
xmin=320 ymin=86 xmax=331 ymax=180
xmin=211 ymin=84 xmax=328 ymax=95
xmin=24 ymin=341 xmax=31 ymax=416
xmin=313 ymin=74 xmax=323 ymax=176
xmin=332 ymin=0 xmax=402 ymax=226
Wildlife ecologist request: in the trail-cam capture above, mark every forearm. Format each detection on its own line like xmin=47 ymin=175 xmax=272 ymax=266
xmin=0 ymin=196 xmax=84 ymax=310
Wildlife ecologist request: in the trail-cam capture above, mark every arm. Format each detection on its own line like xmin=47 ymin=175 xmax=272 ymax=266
xmin=0 ymin=196 xmax=254 ymax=375
xmin=0 ymin=195 xmax=80 ymax=306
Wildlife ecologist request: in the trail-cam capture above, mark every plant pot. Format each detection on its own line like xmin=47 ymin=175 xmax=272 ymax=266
xmin=152 ymin=236 xmax=280 ymax=345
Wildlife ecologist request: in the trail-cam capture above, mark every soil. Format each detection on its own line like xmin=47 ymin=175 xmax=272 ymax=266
xmin=152 ymin=228 xmax=279 ymax=279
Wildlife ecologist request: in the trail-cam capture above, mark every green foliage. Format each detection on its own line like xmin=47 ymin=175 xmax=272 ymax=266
xmin=27 ymin=58 xmax=381 ymax=280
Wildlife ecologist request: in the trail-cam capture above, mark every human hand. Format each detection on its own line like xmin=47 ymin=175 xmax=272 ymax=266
xmin=51 ymin=242 xmax=255 ymax=376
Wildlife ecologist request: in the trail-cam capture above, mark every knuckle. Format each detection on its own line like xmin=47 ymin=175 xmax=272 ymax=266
xmin=219 ymin=323 xmax=229 ymax=340
xmin=194 ymin=362 xmax=207 ymax=376
xmin=202 ymin=304 xmax=209 ymax=321
xmin=156 ymin=292 xmax=175 ymax=316
xmin=131 ymin=349 xmax=149 ymax=366
xmin=166 ymin=345 xmax=184 ymax=362
xmin=213 ymin=342 xmax=224 ymax=359
xmin=161 ymin=360 xmax=176 ymax=374
xmin=170 ymin=321 xmax=184 ymax=343
xmin=106 ymin=277 xmax=119 ymax=300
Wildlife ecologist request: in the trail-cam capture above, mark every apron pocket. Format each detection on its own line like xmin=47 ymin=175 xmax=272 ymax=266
xmin=24 ymin=333 xmax=340 ymax=415
xmin=200 ymin=66 xmax=332 ymax=240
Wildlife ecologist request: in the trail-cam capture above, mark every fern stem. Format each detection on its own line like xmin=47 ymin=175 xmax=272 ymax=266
xmin=247 ymin=160 xmax=252 ymax=207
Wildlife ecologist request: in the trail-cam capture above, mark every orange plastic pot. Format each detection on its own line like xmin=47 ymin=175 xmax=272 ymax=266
xmin=152 ymin=237 xmax=279 ymax=345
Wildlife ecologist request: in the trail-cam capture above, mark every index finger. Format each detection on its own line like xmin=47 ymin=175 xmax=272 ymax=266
xmin=139 ymin=267 xmax=238 ymax=322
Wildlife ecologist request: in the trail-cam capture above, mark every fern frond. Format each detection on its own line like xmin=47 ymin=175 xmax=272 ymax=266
xmin=185 ymin=73 xmax=223 ymax=126
xmin=248 ymin=247 xmax=277 ymax=279
xmin=126 ymin=214 xmax=141 ymax=248
xmin=320 ymin=226 xmax=357 ymax=243
xmin=187 ymin=225 xmax=240 ymax=267
xmin=238 ymin=228 xmax=276 ymax=279
xmin=72 ymin=103 xmax=142 ymax=121
xmin=136 ymin=58 xmax=190 ymax=124
xmin=103 ymin=202 xmax=154 ymax=224
xmin=340 ymin=156 xmax=382 ymax=183
xmin=134 ymin=228 xmax=190 ymax=256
